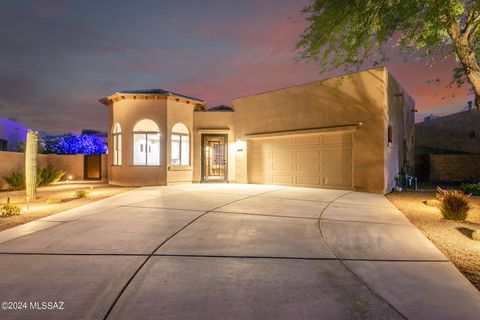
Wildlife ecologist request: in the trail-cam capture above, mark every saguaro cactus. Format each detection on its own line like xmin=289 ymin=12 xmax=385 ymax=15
xmin=25 ymin=130 xmax=38 ymax=199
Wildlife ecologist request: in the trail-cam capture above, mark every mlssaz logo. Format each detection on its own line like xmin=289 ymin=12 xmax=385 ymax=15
xmin=29 ymin=301 xmax=64 ymax=310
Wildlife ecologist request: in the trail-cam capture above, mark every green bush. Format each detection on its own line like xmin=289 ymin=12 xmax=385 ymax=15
xmin=74 ymin=190 xmax=89 ymax=199
xmin=1 ymin=204 xmax=21 ymax=217
xmin=3 ymin=172 xmax=25 ymax=190
xmin=436 ymin=187 xmax=472 ymax=221
xmin=462 ymin=183 xmax=480 ymax=196
xmin=39 ymin=166 xmax=66 ymax=186
xmin=46 ymin=197 xmax=63 ymax=204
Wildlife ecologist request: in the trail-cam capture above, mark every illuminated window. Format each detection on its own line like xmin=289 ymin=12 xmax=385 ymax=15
xmin=171 ymin=123 xmax=190 ymax=166
xmin=133 ymin=119 xmax=160 ymax=166
xmin=112 ymin=123 xmax=122 ymax=165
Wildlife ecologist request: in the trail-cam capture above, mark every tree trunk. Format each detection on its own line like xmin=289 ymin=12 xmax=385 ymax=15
xmin=449 ymin=25 xmax=480 ymax=109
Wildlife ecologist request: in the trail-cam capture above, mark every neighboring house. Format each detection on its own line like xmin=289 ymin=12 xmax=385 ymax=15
xmin=0 ymin=117 xmax=29 ymax=152
xmin=416 ymin=108 xmax=480 ymax=154
xmin=99 ymin=67 xmax=415 ymax=194
xmin=415 ymin=108 xmax=480 ymax=183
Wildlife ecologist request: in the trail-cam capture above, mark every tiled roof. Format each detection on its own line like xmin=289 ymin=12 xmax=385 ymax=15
xmin=118 ymin=89 xmax=204 ymax=102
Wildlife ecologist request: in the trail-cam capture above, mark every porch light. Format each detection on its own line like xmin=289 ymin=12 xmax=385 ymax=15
xmin=235 ymin=139 xmax=246 ymax=152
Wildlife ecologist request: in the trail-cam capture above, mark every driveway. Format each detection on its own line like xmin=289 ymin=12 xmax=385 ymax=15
xmin=0 ymin=184 xmax=479 ymax=320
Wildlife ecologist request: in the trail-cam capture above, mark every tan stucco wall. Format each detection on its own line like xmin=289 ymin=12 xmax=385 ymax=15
xmin=192 ymin=111 xmax=236 ymax=183
xmin=0 ymin=152 xmax=89 ymax=189
xmin=166 ymin=100 xmax=195 ymax=183
xmin=416 ymin=109 xmax=480 ymax=154
xmin=429 ymin=154 xmax=480 ymax=182
xmin=384 ymin=72 xmax=416 ymax=192
xmin=232 ymin=68 xmax=388 ymax=193
xmin=108 ymin=97 xmax=168 ymax=186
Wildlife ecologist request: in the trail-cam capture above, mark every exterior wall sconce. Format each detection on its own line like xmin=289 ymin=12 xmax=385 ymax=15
xmin=235 ymin=139 xmax=246 ymax=152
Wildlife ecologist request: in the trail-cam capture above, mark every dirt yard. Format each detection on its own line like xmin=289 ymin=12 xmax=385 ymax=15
xmin=0 ymin=181 xmax=134 ymax=232
xmin=387 ymin=191 xmax=480 ymax=291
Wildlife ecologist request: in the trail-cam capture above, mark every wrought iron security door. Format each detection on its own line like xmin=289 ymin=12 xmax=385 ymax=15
xmin=202 ymin=134 xmax=227 ymax=182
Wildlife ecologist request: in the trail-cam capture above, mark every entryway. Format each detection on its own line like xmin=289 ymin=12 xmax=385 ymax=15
xmin=201 ymin=134 xmax=227 ymax=182
xmin=84 ymin=155 xmax=102 ymax=180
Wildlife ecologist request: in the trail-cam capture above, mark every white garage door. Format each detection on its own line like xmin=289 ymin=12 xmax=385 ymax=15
xmin=247 ymin=133 xmax=353 ymax=189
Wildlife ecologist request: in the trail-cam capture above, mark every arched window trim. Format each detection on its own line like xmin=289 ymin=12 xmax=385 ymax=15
xmin=133 ymin=119 xmax=161 ymax=166
xmin=171 ymin=123 xmax=190 ymax=166
xmin=112 ymin=123 xmax=122 ymax=166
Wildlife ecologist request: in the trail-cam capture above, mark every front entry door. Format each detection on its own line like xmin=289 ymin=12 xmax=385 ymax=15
xmin=202 ymin=134 xmax=227 ymax=182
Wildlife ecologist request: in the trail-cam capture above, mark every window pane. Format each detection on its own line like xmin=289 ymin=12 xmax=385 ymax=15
xmin=113 ymin=134 xmax=122 ymax=165
xmin=113 ymin=135 xmax=118 ymax=165
xmin=180 ymin=135 xmax=189 ymax=165
xmin=134 ymin=134 xmax=147 ymax=165
xmin=171 ymin=134 xmax=180 ymax=165
xmin=147 ymin=133 xmax=160 ymax=166
xmin=117 ymin=134 xmax=122 ymax=165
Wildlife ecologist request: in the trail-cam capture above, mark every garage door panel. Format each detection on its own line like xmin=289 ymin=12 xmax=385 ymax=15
xmin=296 ymin=176 xmax=321 ymax=186
xmin=324 ymin=134 xmax=352 ymax=144
xmin=296 ymin=136 xmax=322 ymax=146
xmin=272 ymin=150 xmax=293 ymax=159
xmin=248 ymin=133 xmax=352 ymax=189
xmin=325 ymin=161 xmax=352 ymax=177
xmin=324 ymin=149 xmax=352 ymax=160
xmin=297 ymin=150 xmax=321 ymax=160
xmin=296 ymin=159 xmax=322 ymax=172
xmin=325 ymin=177 xmax=352 ymax=188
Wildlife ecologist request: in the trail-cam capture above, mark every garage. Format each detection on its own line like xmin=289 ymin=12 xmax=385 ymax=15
xmin=247 ymin=132 xmax=353 ymax=189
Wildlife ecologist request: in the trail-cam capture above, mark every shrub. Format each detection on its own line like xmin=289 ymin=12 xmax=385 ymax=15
xmin=74 ymin=190 xmax=88 ymax=199
xmin=2 ymin=170 xmax=45 ymax=191
xmin=462 ymin=183 xmax=480 ymax=196
xmin=1 ymin=204 xmax=21 ymax=217
xmin=39 ymin=166 xmax=66 ymax=186
xmin=46 ymin=197 xmax=63 ymax=204
xmin=473 ymin=230 xmax=480 ymax=241
xmin=3 ymin=172 xmax=25 ymax=190
xmin=436 ymin=187 xmax=472 ymax=221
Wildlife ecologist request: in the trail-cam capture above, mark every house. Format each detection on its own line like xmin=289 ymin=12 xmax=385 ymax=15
xmin=416 ymin=107 xmax=480 ymax=155
xmin=99 ymin=67 xmax=415 ymax=194
xmin=0 ymin=117 xmax=29 ymax=152
xmin=415 ymin=107 xmax=480 ymax=183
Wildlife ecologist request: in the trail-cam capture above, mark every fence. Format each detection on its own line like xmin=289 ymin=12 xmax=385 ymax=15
xmin=0 ymin=151 xmax=107 ymax=189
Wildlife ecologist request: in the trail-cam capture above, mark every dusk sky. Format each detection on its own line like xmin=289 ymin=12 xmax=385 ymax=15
xmin=0 ymin=0 xmax=474 ymax=133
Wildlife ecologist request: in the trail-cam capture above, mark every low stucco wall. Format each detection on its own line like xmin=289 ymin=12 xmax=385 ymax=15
xmin=0 ymin=152 xmax=107 ymax=189
xmin=429 ymin=154 xmax=480 ymax=183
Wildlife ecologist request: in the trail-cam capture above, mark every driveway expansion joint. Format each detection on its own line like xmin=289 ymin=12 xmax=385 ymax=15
xmin=318 ymin=191 xmax=409 ymax=320
xmin=102 ymin=187 xmax=286 ymax=320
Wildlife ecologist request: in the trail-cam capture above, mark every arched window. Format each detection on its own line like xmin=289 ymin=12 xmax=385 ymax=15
xmin=133 ymin=119 xmax=160 ymax=166
xmin=171 ymin=123 xmax=190 ymax=166
xmin=112 ymin=123 xmax=122 ymax=165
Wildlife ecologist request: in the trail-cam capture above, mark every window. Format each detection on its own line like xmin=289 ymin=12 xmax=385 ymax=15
xmin=469 ymin=130 xmax=476 ymax=138
xmin=112 ymin=123 xmax=122 ymax=165
xmin=388 ymin=125 xmax=393 ymax=143
xmin=133 ymin=119 xmax=160 ymax=166
xmin=171 ymin=123 xmax=190 ymax=166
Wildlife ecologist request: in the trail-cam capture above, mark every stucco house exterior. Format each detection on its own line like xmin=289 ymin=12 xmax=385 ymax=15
xmin=100 ymin=67 xmax=415 ymax=194
xmin=415 ymin=107 xmax=480 ymax=182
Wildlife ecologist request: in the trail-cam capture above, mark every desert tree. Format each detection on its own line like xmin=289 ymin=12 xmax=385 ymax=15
xmin=296 ymin=0 xmax=480 ymax=107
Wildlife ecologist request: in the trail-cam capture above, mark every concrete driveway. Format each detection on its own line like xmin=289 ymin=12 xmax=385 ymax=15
xmin=0 ymin=184 xmax=479 ymax=320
